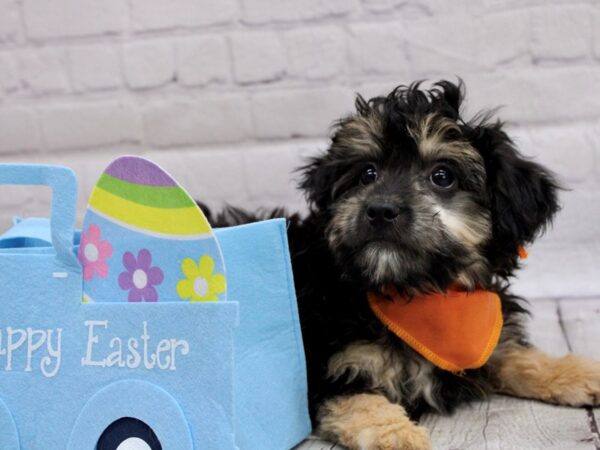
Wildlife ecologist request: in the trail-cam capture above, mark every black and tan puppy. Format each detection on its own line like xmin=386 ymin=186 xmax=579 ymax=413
xmin=209 ymin=81 xmax=600 ymax=450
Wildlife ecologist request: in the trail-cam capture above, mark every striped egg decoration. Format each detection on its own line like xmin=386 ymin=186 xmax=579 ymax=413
xmin=89 ymin=156 xmax=211 ymax=238
xmin=80 ymin=156 xmax=226 ymax=304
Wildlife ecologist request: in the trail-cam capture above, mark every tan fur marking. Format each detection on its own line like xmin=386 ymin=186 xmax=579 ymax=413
xmin=337 ymin=113 xmax=385 ymax=159
xmin=492 ymin=344 xmax=600 ymax=406
xmin=318 ymin=394 xmax=431 ymax=450
xmin=410 ymin=113 xmax=481 ymax=163
xmin=434 ymin=206 xmax=491 ymax=248
xmin=326 ymin=195 xmax=364 ymax=249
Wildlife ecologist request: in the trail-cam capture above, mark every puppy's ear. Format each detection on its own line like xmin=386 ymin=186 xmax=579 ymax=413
xmin=472 ymin=121 xmax=561 ymax=268
xmin=298 ymin=154 xmax=337 ymax=211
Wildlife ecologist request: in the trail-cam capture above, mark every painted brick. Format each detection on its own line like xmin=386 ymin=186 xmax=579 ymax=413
xmin=515 ymin=238 xmax=600 ymax=300
xmin=283 ymin=26 xmax=346 ymax=81
xmin=69 ymin=45 xmax=121 ymax=92
xmin=41 ymin=101 xmax=142 ymax=150
xmin=130 ymin=0 xmax=236 ymax=31
xmin=22 ymin=0 xmax=127 ymax=40
xmin=231 ymin=31 xmax=285 ymax=84
xmin=404 ymin=10 xmax=530 ymax=75
xmin=482 ymin=0 xmax=543 ymax=10
xmin=18 ymin=48 xmax=70 ymax=94
xmin=0 ymin=0 xmax=21 ymax=43
xmin=361 ymin=0 xmax=404 ymax=13
xmin=241 ymin=0 xmax=357 ymax=24
xmin=123 ymin=41 xmax=175 ymax=90
xmin=531 ymin=5 xmax=592 ymax=61
xmin=151 ymin=149 xmax=247 ymax=208
xmin=593 ymin=7 xmax=600 ymax=59
xmin=354 ymin=81 xmax=398 ymax=102
xmin=511 ymin=124 xmax=597 ymax=184
xmin=143 ymin=96 xmax=252 ymax=147
xmin=481 ymin=0 xmax=537 ymax=12
xmin=251 ymin=87 xmax=353 ymax=139
xmin=0 ymin=108 xmax=40 ymax=153
xmin=462 ymin=68 xmax=600 ymax=124
xmin=176 ymin=36 xmax=230 ymax=87
xmin=586 ymin=121 xmax=600 ymax=180
xmin=478 ymin=10 xmax=530 ymax=67
xmin=240 ymin=143 xmax=308 ymax=211
xmin=0 ymin=52 xmax=19 ymax=94
xmin=415 ymin=0 xmax=483 ymax=16
xmin=348 ymin=23 xmax=409 ymax=77
xmin=535 ymin=189 xmax=600 ymax=249
xmin=404 ymin=15 xmax=484 ymax=78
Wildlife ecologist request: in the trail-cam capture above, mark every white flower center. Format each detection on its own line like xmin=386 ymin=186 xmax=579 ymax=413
xmin=83 ymin=243 xmax=99 ymax=262
xmin=193 ymin=276 xmax=209 ymax=297
xmin=132 ymin=269 xmax=148 ymax=289
xmin=116 ymin=437 xmax=151 ymax=450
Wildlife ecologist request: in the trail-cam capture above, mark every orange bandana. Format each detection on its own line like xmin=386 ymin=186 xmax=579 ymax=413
xmin=368 ymin=287 xmax=503 ymax=372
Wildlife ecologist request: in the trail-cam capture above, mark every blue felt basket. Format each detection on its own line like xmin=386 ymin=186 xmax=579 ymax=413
xmin=0 ymin=164 xmax=311 ymax=449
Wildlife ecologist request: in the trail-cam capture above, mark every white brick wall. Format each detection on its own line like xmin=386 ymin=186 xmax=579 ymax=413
xmin=123 ymin=40 xmax=176 ymax=90
xmin=0 ymin=0 xmax=599 ymax=300
xmin=22 ymin=0 xmax=128 ymax=40
xmin=69 ymin=45 xmax=122 ymax=92
xmin=176 ymin=36 xmax=230 ymax=86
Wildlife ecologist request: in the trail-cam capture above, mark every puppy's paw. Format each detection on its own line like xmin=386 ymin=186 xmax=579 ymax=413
xmin=356 ymin=421 xmax=431 ymax=450
xmin=317 ymin=393 xmax=431 ymax=450
xmin=543 ymin=354 xmax=600 ymax=407
xmin=495 ymin=346 xmax=600 ymax=407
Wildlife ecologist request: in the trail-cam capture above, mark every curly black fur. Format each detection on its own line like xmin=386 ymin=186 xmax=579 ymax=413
xmin=204 ymin=80 xmax=561 ymax=424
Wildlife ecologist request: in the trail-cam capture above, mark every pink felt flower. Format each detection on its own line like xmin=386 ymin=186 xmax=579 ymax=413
xmin=118 ymin=249 xmax=164 ymax=302
xmin=78 ymin=224 xmax=113 ymax=280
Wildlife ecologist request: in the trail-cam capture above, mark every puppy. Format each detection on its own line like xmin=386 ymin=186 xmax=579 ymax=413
xmin=209 ymin=81 xmax=600 ymax=450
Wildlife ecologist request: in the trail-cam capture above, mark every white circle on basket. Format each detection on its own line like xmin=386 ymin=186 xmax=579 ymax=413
xmin=116 ymin=437 xmax=152 ymax=450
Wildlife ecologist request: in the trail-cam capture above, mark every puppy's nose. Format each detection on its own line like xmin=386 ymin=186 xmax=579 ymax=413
xmin=366 ymin=203 xmax=399 ymax=226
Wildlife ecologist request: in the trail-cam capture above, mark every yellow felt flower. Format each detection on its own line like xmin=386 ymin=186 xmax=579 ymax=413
xmin=176 ymin=255 xmax=226 ymax=302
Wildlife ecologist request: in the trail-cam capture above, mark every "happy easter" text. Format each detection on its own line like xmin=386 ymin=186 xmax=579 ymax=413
xmin=0 ymin=321 xmax=190 ymax=378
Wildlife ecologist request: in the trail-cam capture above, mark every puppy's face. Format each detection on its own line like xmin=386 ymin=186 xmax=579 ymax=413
xmin=322 ymin=112 xmax=491 ymax=290
xmin=301 ymin=81 xmax=559 ymax=292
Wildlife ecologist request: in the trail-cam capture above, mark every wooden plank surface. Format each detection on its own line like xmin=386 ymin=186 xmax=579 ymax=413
xmin=558 ymin=299 xmax=600 ymax=358
xmin=295 ymin=299 xmax=600 ymax=450
xmin=528 ymin=299 xmax=571 ymax=356
xmin=422 ymin=394 xmax=596 ymax=450
xmin=558 ymin=298 xmax=600 ymax=449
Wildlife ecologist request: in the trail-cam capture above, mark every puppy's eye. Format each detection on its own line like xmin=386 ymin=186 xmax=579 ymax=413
xmin=360 ymin=166 xmax=378 ymax=185
xmin=430 ymin=166 xmax=456 ymax=189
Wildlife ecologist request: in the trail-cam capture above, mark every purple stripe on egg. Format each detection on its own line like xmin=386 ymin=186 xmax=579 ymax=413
xmin=105 ymin=156 xmax=176 ymax=186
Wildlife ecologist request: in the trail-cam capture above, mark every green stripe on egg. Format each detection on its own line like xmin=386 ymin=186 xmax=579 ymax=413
xmin=97 ymin=173 xmax=196 ymax=209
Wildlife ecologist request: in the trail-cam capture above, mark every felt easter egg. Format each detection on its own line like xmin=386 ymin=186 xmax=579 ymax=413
xmin=80 ymin=156 xmax=226 ymax=303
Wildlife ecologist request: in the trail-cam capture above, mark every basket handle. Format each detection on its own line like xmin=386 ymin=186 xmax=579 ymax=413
xmin=0 ymin=164 xmax=79 ymax=268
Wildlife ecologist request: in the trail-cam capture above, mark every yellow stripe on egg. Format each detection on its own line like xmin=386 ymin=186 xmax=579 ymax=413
xmin=89 ymin=186 xmax=211 ymax=236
